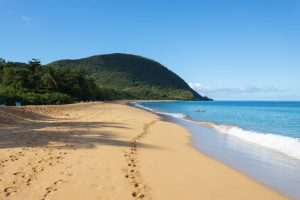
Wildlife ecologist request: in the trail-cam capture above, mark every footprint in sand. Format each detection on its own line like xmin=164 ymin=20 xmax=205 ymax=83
xmin=4 ymin=187 xmax=17 ymax=197
xmin=13 ymin=172 xmax=23 ymax=176
xmin=123 ymin=121 xmax=156 ymax=199
xmin=26 ymin=178 xmax=32 ymax=186
xmin=41 ymin=180 xmax=64 ymax=200
xmin=54 ymin=180 xmax=64 ymax=185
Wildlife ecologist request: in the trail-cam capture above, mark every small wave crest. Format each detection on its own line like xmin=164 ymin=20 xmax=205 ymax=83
xmin=132 ymin=102 xmax=300 ymax=160
xmin=211 ymin=124 xmax=300 ymax=160
xmin=132 ymin=102 xmax=187 ymax=119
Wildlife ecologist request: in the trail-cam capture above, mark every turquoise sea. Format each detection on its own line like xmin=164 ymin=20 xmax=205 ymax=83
xmin=137 ymin=101 xmax=300 ymax=159
xmin=134 ymin=101 xmax=300 ymax=199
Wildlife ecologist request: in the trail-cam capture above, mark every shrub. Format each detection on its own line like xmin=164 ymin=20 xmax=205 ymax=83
xmin=0 ymin=86 xmax=73 ymax=105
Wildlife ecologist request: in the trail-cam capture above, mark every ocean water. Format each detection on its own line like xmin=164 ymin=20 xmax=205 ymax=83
xmin=133 ymin=101 xmax=300 ymax=199
xmin=136 ymin=101 xmax=300 ymax=160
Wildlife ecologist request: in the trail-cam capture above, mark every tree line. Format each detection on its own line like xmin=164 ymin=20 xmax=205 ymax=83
xmin=0 ymin=58 xmax=125 ymax=105
xmin=0 ymin=56 xmax=205 ymax=105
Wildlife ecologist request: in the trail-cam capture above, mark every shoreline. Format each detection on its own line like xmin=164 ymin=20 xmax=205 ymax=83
xmin=0 ymin=102 xmax=287 ymax=199
xmin=132 ymin=101 xmax=300 ymax=199
xmin=131 ymin=103 xmax=292 ymax=198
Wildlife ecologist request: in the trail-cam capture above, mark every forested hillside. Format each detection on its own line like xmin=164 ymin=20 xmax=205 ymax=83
xmin=49 ymin=53 xmax=211 ymax=101
xmin=0 ymin=54 xmax=211 ymax=105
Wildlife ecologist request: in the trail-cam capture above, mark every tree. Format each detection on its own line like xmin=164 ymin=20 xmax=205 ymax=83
xmin=0 ymin=58 xmax=5 ymax=84
xmin=1 ymin=63 xmax=31 ymax=89
xmin=0 ymin=58 xmax=5 ymax=65
xmin=42 ymin=66 xmax=57 ymax=90
xmin=28 ymin=58 xmax=41 ymax=90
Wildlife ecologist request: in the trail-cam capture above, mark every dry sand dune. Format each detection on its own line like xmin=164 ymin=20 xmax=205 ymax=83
xmin=0 ymin=102 xmax=287 ymax=200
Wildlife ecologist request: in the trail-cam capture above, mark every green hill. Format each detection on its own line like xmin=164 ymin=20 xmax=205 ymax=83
xmin=49 ymin=53 xmax=211 ymax=100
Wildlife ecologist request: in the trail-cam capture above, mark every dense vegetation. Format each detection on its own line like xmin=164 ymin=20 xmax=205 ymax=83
xmin=0 ymin=54 xmax=211 ymax=105
xmin=0 ymin=58 xmax=96 ymax=105
xmin=49 ymin=53 xmax=211 ymax=101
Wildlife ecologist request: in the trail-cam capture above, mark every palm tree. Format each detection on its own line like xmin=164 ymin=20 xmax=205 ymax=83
xmin=42 ymin=66 xmax=57 ymax=90
xmin=28 ymin=58 xmax=41 ymax=90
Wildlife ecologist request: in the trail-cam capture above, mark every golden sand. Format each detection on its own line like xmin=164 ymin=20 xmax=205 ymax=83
xmin=0 ymin=102 xmax=287 ymax=200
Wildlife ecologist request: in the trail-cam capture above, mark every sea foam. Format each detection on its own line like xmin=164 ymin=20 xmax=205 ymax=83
xmin=132 ymin=102 xmax=187 ymax=119
xmin=213 ymin=124 xmax=300 ymax=160
xmin=132 ymin=102 xmax=300 ymax=160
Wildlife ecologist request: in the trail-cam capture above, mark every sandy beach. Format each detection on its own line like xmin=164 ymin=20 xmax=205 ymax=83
xmin=0 ymin=102 xmax=287 ymax=200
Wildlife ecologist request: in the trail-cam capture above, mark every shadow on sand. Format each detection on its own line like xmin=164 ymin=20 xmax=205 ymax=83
xmin=0 ymin=108 xmax=160 ymax=150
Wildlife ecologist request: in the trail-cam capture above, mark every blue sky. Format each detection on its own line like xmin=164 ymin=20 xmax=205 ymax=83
xmin=1 ymin=0 xmax=299 ymax=100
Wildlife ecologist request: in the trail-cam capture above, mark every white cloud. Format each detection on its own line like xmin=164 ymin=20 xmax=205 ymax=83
xmin=188 ymin=83 xmax=284 ymax=94
xmin=188 ymin=83 xmax=212 ymax=92
xmin=21 ymin=16 xmax=32 ymax=22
